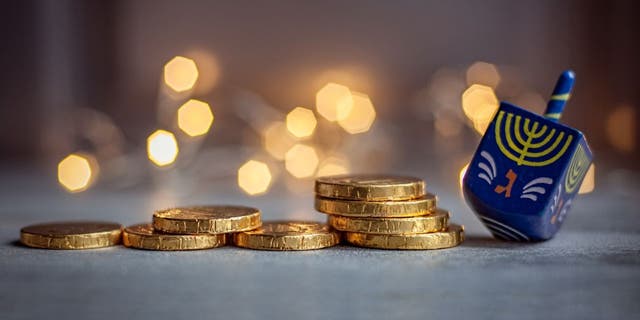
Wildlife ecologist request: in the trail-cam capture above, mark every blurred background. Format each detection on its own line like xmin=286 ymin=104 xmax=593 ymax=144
xmin=0 ymin=0 xmax=638 ymax=217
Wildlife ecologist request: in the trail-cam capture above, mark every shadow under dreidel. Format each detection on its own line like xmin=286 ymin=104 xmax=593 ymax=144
xmin=461 ymin=235 xmax=542 ymax=249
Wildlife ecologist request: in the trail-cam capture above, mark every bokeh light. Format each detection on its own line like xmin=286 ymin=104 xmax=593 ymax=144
xmin=462 ymin=84 xmax=499 ymax=134
xmin=164 ymin=56 xmax=199 ymax=92
xmin=316 ymin=83 xmax=354 ymax=121
xmin=338 ymin=92 xmax=376 ymax=134
xmin=285 ymin=144 xmax=319 ymax=178
xmin=237 ymin=160 xmax=272 ymax=195
xmin=606 ymin=105 xmax=636 ymax=153
xmin=317 ymin=156 xmax=350 ymax=177
xmin=263 ymin=121 xmax=297 ymax=160
xmin=58 ymin=153 xmax=98 ymax=193
xmin=177 ymin=99 xmax=214 ymax=137
xmin=147 ymin=130 xmax=179 ymax=167
xmin=466 ymin=61 xmax=501 ymax=88
xmin=286 ymin=107 xmax=317 ymax=138
xmin=578 ymin=164 xmax=595 ymax=194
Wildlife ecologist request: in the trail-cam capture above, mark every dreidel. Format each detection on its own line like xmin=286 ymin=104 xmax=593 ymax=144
xmin=462 ymin=71 xmax=593 ymax=241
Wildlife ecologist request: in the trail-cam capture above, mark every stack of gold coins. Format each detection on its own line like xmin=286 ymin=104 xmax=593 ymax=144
xmin=122 ymin=205 xmax=262 ymax=251
xmin=315 ymin=175 xmax=464 ymax=250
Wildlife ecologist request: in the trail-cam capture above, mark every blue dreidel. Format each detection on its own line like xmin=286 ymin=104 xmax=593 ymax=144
xmin=462 ymin=71 xmax=593 ymax=241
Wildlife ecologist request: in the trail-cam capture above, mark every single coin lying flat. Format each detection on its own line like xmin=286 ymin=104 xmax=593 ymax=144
xmin=20 ymin=221 xmax=122 ymax=250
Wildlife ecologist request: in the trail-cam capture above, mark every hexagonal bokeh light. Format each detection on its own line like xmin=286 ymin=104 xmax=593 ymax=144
xmin=237 ymin=160 xmax=273 ymax=195
xmin=462 ymin=84 xmax=499 ymax=134
xmin=285 ymin=144 xmax=319 ymax=178
xmin=147 ymin=130 xmax=179 ymax=167
xmin=164 ymin=56 xmax=199 ymax=92
xmin=57 ymin=153 xmax=97 ymax=193
xmin=316 ymin=83 xmax=354 ymax=122
xmin=338 ymin=92 xmax=376 ymax=134
xmin=177 ymin=99 xmax=214 ymax=137
xmin=286 ymin=107 xmax=317 ymax=138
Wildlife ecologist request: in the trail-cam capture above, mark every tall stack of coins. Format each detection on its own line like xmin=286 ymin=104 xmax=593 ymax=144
xmin=315 ymin=175 xmax=464 ymax=250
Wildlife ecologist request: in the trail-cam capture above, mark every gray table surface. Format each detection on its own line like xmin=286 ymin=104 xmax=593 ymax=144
xmin=1 ymin=170 xmax=639 ymax=320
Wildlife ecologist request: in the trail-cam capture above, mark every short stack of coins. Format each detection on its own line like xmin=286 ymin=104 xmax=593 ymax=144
xmin=315 ymin=175 xmax=464 ymax=250
xmin=123 ymin=205 xmax=263 ymax=251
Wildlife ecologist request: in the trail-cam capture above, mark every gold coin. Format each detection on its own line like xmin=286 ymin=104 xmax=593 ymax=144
xmin=20 ymin=221 xmax=122 ymax=249
xmin=233 ymin=221 xmax=340 ymax=251
xmin=328 ymin=208 xmax=449 ymax=234
xmin=315 ymin=194 xmax=436 ymax=218
xmin=122 ymin=224 xmax=226 ymax=250
xmin=345 ymin=224 xmax=464 ymax=250
xmin=315 ymin=174 xmax=425 ymax=201
xmin=153 ymin=205 xmax=261 ymax=234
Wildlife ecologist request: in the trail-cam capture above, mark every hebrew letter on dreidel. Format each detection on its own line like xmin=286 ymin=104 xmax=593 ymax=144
xmin=494 ymin=169 xmax=517 ymax=198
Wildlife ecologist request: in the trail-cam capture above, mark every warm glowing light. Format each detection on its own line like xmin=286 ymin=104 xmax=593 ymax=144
xmin=237 ymin=160 xmax=272 ymax=195
xmin=606 ymin=105 xmax=636 ymax=153
xmin=578 ymin=164 xmax=595 ymax=194
xmin=462 ymin=84 xmax=499 ymax=134
xmin=466 ymin=61 xmax=501 ymax=88
xmin=286 ymin=107 xmax=317 ymax=138
xmin=316 ymin=83 xmax=354 ymax=121
xmin=147 ymin=130 xmax=179 ymax=166
xmin=338 ymin=92 xmax=376 ymax=134
xmin=263 ymin=122 xmax=296 ymax=160
xmin=459 ymin=163 xmax=469 ymax=189
xmin=317 ymin=156 xmax=350 ymax=177
xmin=164 ymin=56 xmax=199 ymax=92
xmin=177 ymin=99 xmax=214 ymax=137
xmin=285 ymin=144 xmax=319 ymax=178
xmin=58 ymin=154 xmax=97 ymax=193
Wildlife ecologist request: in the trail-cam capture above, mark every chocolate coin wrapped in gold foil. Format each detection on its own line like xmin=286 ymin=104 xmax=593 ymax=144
xmin=328 ymin=208 xmax=449 ymax=234
xmin=123 ymin=224 xmax=226 ymax=250
xmin=315 ymin=194 xmax=436 ymax=218
xmin=344 ymin=224 xmax=464 ymax=250
xmin=233 ymin=221 xmax=339 ymax=251
xmin=153 ymin=205 xmax=261 ymax=234
xmin=20 ymin=221 xmax=122 ymax=249
xmin=315 ymin=175 xmax=425 ymax=201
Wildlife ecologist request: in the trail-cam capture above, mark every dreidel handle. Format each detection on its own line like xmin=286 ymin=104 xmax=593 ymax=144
xmin=544 ymin=70 xmax=575 ymax=122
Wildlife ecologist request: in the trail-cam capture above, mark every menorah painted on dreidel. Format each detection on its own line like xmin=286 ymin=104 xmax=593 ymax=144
xmin=462 ymin=71 xmax=593 ymax=241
